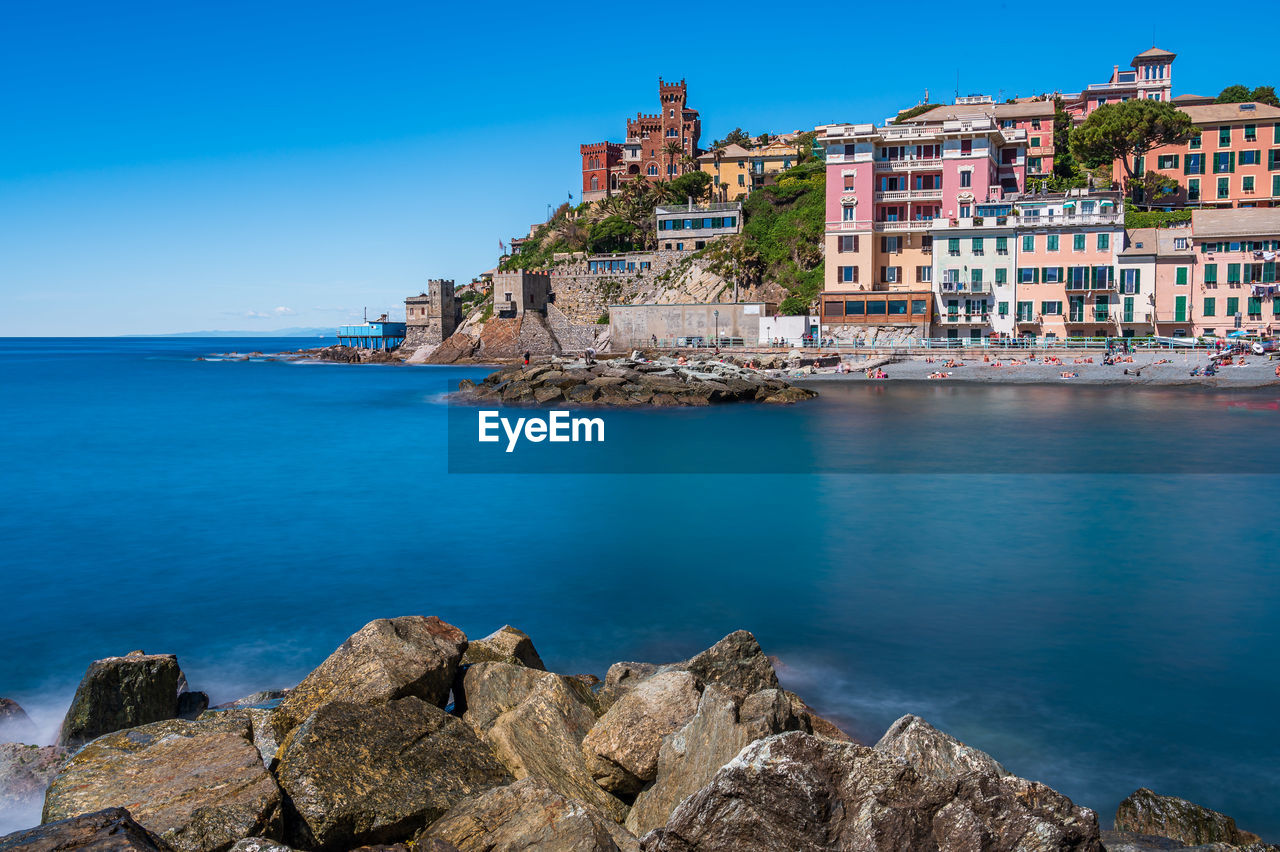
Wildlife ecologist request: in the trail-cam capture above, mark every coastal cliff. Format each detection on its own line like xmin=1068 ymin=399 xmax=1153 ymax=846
xmin=1 ymin=620 xmax=1274 ymax=852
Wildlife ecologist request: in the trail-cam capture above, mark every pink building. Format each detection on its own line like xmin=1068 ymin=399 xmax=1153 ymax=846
xmin=1062 ymin=48 xmax=1176 ymax=118
xmin=901 ymin=101 xmax=1057 ymax=179
xmin=1180 ymin=210 xmax=1280 ymax=338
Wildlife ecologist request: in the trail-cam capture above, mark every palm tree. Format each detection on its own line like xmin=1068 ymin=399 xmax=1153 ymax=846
xmin=663 ymin=141 xmax=684 ymax=178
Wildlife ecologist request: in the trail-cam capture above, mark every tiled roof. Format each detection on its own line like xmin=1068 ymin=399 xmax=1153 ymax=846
xmin=1132 ymin=47 xmax=1176 ymax=62
xmin=1120 ymin=228 xmax=1160 ymax=255
xmin=1192 ymin=208 xmax=1280 ymax=238
xmin=901 ymin=101 xmax=1054 ymax=124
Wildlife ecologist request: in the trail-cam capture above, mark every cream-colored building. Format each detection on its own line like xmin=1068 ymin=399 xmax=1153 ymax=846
xmin=698 ymin=136 xmax=805 ymax=201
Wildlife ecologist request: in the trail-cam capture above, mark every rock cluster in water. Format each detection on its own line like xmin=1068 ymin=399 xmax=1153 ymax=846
xmin=1 ymin=620 xmax=1276 ymax=851
xmin=458 ymin=355 xmax=819 ymax=407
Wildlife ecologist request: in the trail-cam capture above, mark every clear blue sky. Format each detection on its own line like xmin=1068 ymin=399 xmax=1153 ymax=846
xmin=0 ymin=1 xmax=1269 ymax=335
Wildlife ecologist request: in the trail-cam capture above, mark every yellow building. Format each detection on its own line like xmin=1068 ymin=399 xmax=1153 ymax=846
xmin=698 ymin=136 xmax=804 ymax=201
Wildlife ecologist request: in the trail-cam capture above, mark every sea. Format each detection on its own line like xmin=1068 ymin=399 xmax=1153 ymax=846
xmin=1 ymin=337 xmax=1278 ymax=838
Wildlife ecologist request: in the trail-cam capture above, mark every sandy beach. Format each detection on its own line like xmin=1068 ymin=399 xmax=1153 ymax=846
xmin=799 ymin=351 xmax=1280 ymax=388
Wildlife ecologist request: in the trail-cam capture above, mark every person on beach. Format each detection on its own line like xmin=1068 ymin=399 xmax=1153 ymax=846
xmin=585 ymin=347 xmax=596 ymax=365
xmin=523 ymin=351 xmax=530 ymax=367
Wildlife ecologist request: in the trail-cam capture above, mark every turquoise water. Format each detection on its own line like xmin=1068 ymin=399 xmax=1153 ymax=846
xmin=2 ymin=338 xmax=1279 ymax=838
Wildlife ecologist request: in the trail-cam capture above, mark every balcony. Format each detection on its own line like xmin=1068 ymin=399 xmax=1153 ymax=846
xmin=1014 ymin=212 xmax=1122 ymax=228
xmin=875 ymin=157 xmax=943 ymax=173
xmin=1016 ymin=315 xmax=1040 ymax=326
xmin=874 ymin=188 xmax=944 ymax=202
xmin=872 ymin=220 xmax=932 ymax=232
xmin=1028 ymin=146 xmax=1053 ymax=157
xmin=939 ymin=282 xmax=989 ymax=294
xmin=938 ymin=313 xmax=991 ymax=325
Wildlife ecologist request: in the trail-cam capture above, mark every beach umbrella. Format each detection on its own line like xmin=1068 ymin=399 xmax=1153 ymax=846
xmin=1227 ymin=330 xmax=1248 ymax=338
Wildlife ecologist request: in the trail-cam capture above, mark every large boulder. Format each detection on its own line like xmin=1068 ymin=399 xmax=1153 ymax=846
xmin=874 ymin=713 xmax=1010 ymax=782
xmin=680 ymin=631 xmax=779 ymax=699
xmin=0 ymin=700 xmax=37 ymax=745
xmin=417 ymin=777 xmax=639 ymax=852
xmin=582 ymin=672 xmax=700 ymax=797
xmin=198 ymin=709 xmax=279 ymax=768
xmin=43 ymin=716 xmax=282 ymax=852
xmin=274 ymin=697 xmax=510 ymax=850
xmin=640 ymin=731 xmax=1100 ymax=852
xmin=1114 ymin=788 xmax=1261 ymax=847
xmin=625 ymin=685 xmax=808 ymax=837
xmin=270 ymin=616 xmax=467 ymax=739
xmin=0 ymin=807 xmax=169 ymax=852
xmin=462 ymin=664 xmax=624 ymax=822
xmin=0 ymin=744 xmax=68 ymax=828
xmin=228 ymin=841 xmax=296 ymax=852
xmin=461 ymin=626 xmax=545 ymax=670
xmin=57 ymin=652 xmax=184 ymax=748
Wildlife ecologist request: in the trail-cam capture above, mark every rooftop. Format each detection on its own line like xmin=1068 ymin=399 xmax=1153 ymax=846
xmin=655 ymin=201 xmax=743 ymax=215
xmin=1132 ymin=47 xmax=1176 ymax=64
xmin=902 ymin=101 xmax=1055 ymax=124
xmin=1119 ymin=228 xmax=1160 ymax=256
xmin=1192 ymin=208 xmax=1280 ymax=239
xmin=1179 ymin=102 xmax=1280 ymax=123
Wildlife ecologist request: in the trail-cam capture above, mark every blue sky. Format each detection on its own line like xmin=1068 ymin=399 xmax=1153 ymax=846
xmin=1 ymin=1 xmax=1272 ymax=335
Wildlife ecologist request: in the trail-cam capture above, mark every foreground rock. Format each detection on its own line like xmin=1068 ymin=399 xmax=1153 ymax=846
xmin=461 ymin=625 xmax=545 ymax=670
xmin=1114 ymin=788 xmax=1262 ymax=847
xmin=0 ymin=700 xmax=37 ymax=744
xmin=625 ymin=685 xmax=809 ymax=837
xmin=462 ymin=663 xmax=624 ymax=822
xmin=0 ymin=808 xmax=169 ymax=852
xmin=599 ymin=630 xmax=781 ymax=711
xmin=582 ymin=671 xmax=701 ymax=797
xmin=417 ymin=777 xmax=639 ymax=852
xmin=57 ymin=652 xmax=185 ymax=748
xmin=270 ymin=616 xmax=467 ymax=739
xmin=640 ymin=731 xmax=1100 ymax=851
xmin=43 ymin=716 xmax=282 ymax=852
xmin=458 ymin=356 xmax=818 ymax=407
xmin=874 ymin=713 xmax=1010 ymax=781
xmin=275 ymin=697 xmax=510 ymax=850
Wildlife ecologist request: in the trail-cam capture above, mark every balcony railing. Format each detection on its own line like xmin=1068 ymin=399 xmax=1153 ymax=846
xmin=939 ymin=283 xmax=989 ymax=294
xmin=1014 ymin=213 xmax=1122 ymax=227
xmin=872 ymin=220 xmax=933 ymax=231
xmin=875 ymin=157 xmax=943 ymax=172
xmin=875 ymin=188 xmax=944 ymax=202
xmin=939 ymin=313 xmax=991 ymax=324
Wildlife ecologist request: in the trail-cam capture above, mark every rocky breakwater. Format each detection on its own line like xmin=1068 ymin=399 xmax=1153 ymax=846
xmin=457 ymin=355 xmax=818 ymax=407
xmin=3 ymin=619 xmax=1185 ymax=852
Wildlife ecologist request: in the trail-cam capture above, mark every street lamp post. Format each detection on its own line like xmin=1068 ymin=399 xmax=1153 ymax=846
xmin=714 ymin=309 xmax=719 ymax=349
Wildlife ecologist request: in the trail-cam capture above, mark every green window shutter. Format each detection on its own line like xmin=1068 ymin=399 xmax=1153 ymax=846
xmin=1057 ymin=266 xmax=1064 ymax=282
xmin=1203 ymin=297 xmax=1215 ymax=316
xmin=996 ymin=237 xmax=1007 ymax=251
xmin=1023 ymin=235 xmax=1034 ymax=251
xmin=1175 ymin=296 xmax=1187 ymax=322
xmin=1274 ymin=175 xmax=1280 ymax=197
xmin=948 ymin=238 xmax=959 ymax=252
xmin=1176 ymin=267 xmax=1188 ymax=286
xmin=1229 ymin=151 xmax=1236 ymax=173
xmin=1228 ymin=263 xmax=1241 ymax=283
xmin=995 ymin=268 xmax=1007 ymax=284
xmin=998 ymin=301 xmax=1008 ymax=315
xmin=1034 ymin=267 xmax=1041 ymax=283
xmin=1204 ymin=263 xmax=1217 ymax=283
xmin=1134 ymin=269 xmax=1141 ymax=291
xmin=1248 ymin=297 xmax=1262 ymax=314
xmin=1226 ymin=296 xmax=1239 ymax=315
xmin=1265 ymin=262 xmax=1277 ymax=283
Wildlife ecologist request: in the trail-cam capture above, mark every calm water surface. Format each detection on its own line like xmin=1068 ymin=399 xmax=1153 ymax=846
xmin=1 ymin=338 xmax=1278 ymax=838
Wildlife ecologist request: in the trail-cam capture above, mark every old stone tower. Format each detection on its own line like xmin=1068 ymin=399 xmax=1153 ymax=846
xmin=404 ymin=279 xmax=460 ymax=349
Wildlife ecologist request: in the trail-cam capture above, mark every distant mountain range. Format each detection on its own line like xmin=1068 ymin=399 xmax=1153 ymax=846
xmin=121 ymin=327 xmax=335 ymax=338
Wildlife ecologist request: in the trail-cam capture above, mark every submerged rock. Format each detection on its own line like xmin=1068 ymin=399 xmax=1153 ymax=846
xmin=274 ymin=697 xmax=511 ymax=850
xmin=270 ymin=615 xmax=467 ymax=739
xmin=640 ymin=731 xmax=1100 ymax=852
xmin=874 ymin=713 xmax=1009 ymax=782
xmin=57 ymin=652 xmax=185 ymax=748
xmin=582 ymin=671 xmax=701 ymax=797
xmin=1114 ymin=788 xmax=1261 ymax=847
xmin=461 ymin=626 xmax=545 ymax=670
xmin=0 ymin=807 xmax=169 ymax=852
xmin=462 ymin=663 xmax=625 ymax=823
xmin=418 ymin=777 xmax=639 ymax=852
xmin=43 ymin=716 xmax=283 ymax=852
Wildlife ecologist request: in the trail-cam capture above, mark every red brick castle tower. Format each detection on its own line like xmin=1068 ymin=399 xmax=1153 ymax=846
xmin=580 ymin=78 xmax=701 ymax=202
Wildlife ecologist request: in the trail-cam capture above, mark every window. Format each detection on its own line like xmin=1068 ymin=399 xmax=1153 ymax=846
xmin=1043 ymin=267 xmax=1063 ymax=283
xmin=1157 ymin=154 xmax=1179 ymax=170
xmin=1097 ymin=233 xmax=1110 ymax=251
xmin=1248 ymin=297 xmax=1262 ymax=316
xmin=1022 ymin=235 xmax=1035 ymax=252
xmin=960 ymin=139 xmax=972 ymax=155
xmin=1244 ymin=176 xmax=1256 ymax=193
xmin=881 ymin=236 xmax=902 ymax=253
xmin=1030 ymin=136 xmax=1041 ymax=147
xmin=1032 ymin=119 xmax=1042 ymax=130
xmin=845 ymin=300 xmax=864 ymax=315
xmin=1176 ymin=267 xmax=1188 ymax=286
xmin=1218 ymin=177 xmax=1231 ymax=199
xmin=647 ymin=164 xmax=658 ymax=176
xmin=960 ymin=171 xmax=972 ymax=187
xmin=916 ymin=265 xmax=932 ymax=283
xmin=1245 ymin=124 xmax=1257 ymax=142
xmin=1173 ymin=237 xmax=1188 ymax=250
xmin=1189 ymin=133 xmax=1202 ymax=150
xmin=943 ymin=269 xmax=960 ymax=286
xmin=912 ymin=299 xmax=928 ymax=315
xmin=1184 ymin=153 xmax=1205 ymax=175
xmin=737 ymin=174 xmax=744 ymax=186
xmin=1067 ymin=266 xmax=1088 ymax=289
xmin=838 ymin=235 xmax=858 ymax=253
xmin=1120 ymin=268 xmax=1140 ymax=294
xmin=1213 ymin=152 xmax=1235 ymax=174
xmin=996 ymin=237 xmax=1008 ymax=255
xmin=1018 ymin=267 xmax=1037 ymax=284
xmin=1219 ymin=126 xmax=1232 ymax=147
xmin=971 ymin=269 xmax=983 ymax=288
xmin=1124 ymin=296 xmax=1135 ymax=322
xmin=1204 ymin=264 xmax=1218 ymax=284
xmin=843 ymin=175 xmax=856 ymax=190
xmin=1073 ymin=234 xmax=1085 ymax=252
xmin=995 ymin=268 xmax=1007 ymax=284
xmin=1272 ymin=150 xmax=1280 ymax=171
xmin=1047 ymin=235 xmax=1059 ymax=252
xmin=1275 ymin=175 xmax=1280 ymax=197
xmin=880 ymin=266 xmax=901 ymax=284
xmin=838 ymin=266 xmax=857 ymax=283
xmin=998 ymin=301 xmax=1009 ymax=316
xmin=842 ymin=205 xmax=857 ymax=221
xmin=1227 ymin=263 xmax=1242 ymax=283
xmin=1017 ymin=301 xmax=1033 ymax=321
xmin=1203 ymin=297 xmax=1216 ymax=317
xmin=972 ymin=237 xmax=984 ymax=254
xmin=1174 ymin=295 xmax=1188 ymax=322
xmin=1188 ymin=179 xmax=1201 ymax=202
xmin=948 ymin=238 xmax=960 ymax=256
xmin=1240 ymin=150 xmax=1261 ymax=166
xmin=1041 ymin=301 xmax=1062 ymax=315
xmin=1226 ymin=296 xmax=1240 ymax=316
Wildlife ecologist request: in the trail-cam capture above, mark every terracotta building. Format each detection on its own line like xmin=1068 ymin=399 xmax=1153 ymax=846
xmin=580 ymin=78 xmax=701 ymax=202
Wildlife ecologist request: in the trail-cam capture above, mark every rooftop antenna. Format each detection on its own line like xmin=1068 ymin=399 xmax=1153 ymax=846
xmin=955 ymin=69 xmax=960 ymax=102
xmin=363 ymin=306 xmax=367 ymax=322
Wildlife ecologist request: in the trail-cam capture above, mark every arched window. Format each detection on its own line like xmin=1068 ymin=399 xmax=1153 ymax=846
xmin=647 ymin=164 xmax=658 ymax=176
xmin=610 ymin=174 xmax=618 ymax=190
xmin=591 ymin=176 xmax=599 ymax=191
